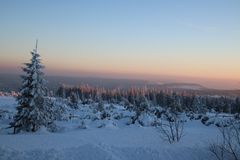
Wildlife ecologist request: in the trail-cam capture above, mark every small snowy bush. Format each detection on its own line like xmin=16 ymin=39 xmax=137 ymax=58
xmin=138 ymin=113 xmax=158 ymax=127
xmin=78 ymin=121 xmax=87 ymax=129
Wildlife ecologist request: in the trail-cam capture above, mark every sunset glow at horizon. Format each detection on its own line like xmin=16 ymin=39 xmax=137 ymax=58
xmin=0 ymin=0 xmax=240 ymax=89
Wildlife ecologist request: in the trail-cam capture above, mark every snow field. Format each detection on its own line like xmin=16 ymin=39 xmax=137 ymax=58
xmin=0 ymin=97 xmax=222 ymax=160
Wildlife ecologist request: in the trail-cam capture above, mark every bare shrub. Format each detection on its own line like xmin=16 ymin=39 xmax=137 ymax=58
xmin=158 ymin=112 xmax=184 ymax=144
xmin=209 ymin=121 xmax=240 ymax=160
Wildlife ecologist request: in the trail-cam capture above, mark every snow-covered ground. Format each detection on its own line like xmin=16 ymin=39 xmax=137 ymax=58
xmin=0 ymin=97 xmax=221 ymax=160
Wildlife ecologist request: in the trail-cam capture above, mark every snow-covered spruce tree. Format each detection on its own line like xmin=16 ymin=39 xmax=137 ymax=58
xmin=10 ymin=41 xmax=52 ymax=133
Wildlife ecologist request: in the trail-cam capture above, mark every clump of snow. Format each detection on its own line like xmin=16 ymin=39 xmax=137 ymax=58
xmin=138 ymin=113 xmax=158 ymax=126
xmin=200 ymin=112 xmax=236 ymax=127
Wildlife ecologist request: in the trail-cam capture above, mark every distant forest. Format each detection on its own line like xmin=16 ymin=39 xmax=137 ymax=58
xmin=56 ymin=85 xmax=240 ymax=114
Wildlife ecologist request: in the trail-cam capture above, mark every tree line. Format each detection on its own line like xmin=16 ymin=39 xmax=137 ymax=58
xmin=56 ymin=85 xmax=240 ymax=114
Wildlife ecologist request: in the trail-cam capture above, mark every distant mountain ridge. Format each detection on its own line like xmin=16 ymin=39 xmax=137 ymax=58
xmin=0 ymin=73 xmax=239 ymax=97
xmin=158 ymin=83 xmax=206 ymax=90
xmin=0 ymin=73 xmax=149 ymax=92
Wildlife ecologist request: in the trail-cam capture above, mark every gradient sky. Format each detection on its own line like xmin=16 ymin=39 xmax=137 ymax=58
xmin=0 ymin=0 xmax=240 ymax=89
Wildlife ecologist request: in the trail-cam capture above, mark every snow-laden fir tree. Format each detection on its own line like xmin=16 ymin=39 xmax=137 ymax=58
xmin=10 ymin=41 xmax=53 ymax=133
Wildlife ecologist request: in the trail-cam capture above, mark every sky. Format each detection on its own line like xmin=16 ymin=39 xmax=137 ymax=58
xmin=0 ymin=0 xmax=240 ymax=89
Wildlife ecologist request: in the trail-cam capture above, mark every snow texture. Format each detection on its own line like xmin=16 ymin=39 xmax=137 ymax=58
xmin=0 ymin=97 xmax=224 ymax=160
